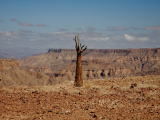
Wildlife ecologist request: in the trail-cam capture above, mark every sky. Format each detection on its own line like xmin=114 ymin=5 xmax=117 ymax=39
xmin=0 ymin=0 xmax=160 ymax=49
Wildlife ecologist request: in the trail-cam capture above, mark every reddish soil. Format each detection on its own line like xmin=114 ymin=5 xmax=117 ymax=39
xmin=0 ymin=75 xmax=160 ymax=120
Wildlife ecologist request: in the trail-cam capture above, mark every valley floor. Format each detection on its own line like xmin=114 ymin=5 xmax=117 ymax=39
xmin=0 ymin=75 xmax=160 ymax=120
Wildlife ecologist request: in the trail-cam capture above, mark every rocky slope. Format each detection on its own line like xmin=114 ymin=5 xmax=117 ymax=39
xmin=0 ymin=58 xmax=49 ymax=86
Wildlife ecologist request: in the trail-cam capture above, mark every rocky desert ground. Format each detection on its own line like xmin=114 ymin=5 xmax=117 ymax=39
xmin=0 ymin=75 xmax=160 ymax=120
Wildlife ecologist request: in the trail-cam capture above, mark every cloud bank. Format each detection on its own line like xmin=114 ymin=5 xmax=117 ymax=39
xmin=0 ymin=24 xmax=160 ymax=49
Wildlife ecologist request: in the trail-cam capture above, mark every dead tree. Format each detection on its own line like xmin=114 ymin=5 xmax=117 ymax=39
xmin=73 ymin=32 xmax=87 ymax=87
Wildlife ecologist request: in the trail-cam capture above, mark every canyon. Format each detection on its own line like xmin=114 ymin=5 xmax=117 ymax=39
xmin=1 ymin=48 xmax=160 ymax=86
xmin=17 ymin=48 xmax=160 ymax=84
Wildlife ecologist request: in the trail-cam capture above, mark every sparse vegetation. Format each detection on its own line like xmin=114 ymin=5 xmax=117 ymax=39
xmin=73 ymin=32 xmax=87 ymax=87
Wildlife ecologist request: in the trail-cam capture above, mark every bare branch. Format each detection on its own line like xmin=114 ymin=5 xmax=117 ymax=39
xmin=83 ymin=46 xmax=87 ymax=51
xmin=80 ymin=46 xmax=87 ymax=53
xmin=77 ymin=36 xmax=79 ymax=47
xmin=73 ymin=36 xmax=76 ymax=43
xmin=73 ymin=38 xmax=76 ymax=42
xmin=81 ymin=45 xmax=84 ymax=49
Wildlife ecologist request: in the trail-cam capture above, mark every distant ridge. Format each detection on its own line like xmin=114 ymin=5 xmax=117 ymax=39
xmin=0 ymin=47 xmax=48 ymax=60
xmin=47 ymin=48 xmax=160 ymax=54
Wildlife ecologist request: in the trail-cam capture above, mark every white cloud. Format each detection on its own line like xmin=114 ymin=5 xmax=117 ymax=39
xmin=124 ymin=34 xmax=135 ymax=41
xmin=0 ymin=28 xmax=158 ymax=49
xmin=39 ymin=31 xmax=110 ymax=43
xmin=124 ymin=34 xmax=149 ymax=42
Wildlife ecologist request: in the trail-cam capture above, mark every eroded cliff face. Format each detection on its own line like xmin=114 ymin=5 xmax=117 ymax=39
xmin=113 ymin=48 xmax=160 ymax=73
xmin=0 ymin=59 xmax=19 ymax=71
xmin=0 ymin=58 xmax=49 ymax=86
xmin=48 ymin=60 xmax=137 ymax=84
xmin=27 ymin=67 xmax=52 ymax=74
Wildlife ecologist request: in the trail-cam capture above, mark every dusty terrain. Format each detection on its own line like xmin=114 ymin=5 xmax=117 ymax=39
xmin=0 ymin=75 xmax=160 ymax=120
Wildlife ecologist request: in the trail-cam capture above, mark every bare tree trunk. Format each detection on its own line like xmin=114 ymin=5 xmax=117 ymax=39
xmin=75 ymin=52 xmax=83 ymax=87
xmin=73 ymin=33 xmax=87 ymax=87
